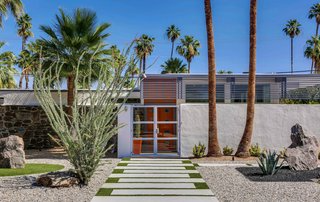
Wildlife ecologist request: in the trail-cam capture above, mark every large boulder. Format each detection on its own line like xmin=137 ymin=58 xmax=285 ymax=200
xmin=0 ymin=135 xmax=26 ymax=168
xmin=285 ymin=124 xmax=320 ymax=170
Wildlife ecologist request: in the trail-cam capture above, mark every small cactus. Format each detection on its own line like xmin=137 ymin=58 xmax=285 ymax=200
xmin=193 ymin=142 xmax=206 ymax=158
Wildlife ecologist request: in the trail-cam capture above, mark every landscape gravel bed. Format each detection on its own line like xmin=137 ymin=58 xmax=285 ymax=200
xmin=0 ymin=158 xmax=120 ymax=202
xmin=198 ymin=165 xmax=320 ymax=202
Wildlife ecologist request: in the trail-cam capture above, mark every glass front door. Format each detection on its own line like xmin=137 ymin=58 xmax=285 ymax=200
xmin=132 ymin=106 xmax=179 ymax=156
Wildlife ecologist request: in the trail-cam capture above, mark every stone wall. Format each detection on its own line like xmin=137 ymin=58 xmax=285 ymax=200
xmin=0 ymin=106 xmax=58 ymax=149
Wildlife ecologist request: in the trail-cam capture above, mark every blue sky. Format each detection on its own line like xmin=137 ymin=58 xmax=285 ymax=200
xmin=1 ymin=0 xmax=320 ymax=74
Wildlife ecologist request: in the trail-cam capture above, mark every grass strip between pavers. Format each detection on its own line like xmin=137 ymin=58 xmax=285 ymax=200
xmin=117 ymin=163 xmax=128 ymax=166
xmin=193 ymin=163 xmax=199 ymax=167
xmin=105 ymin=178 xmax=120 ymax=183
xmin=189 ymin=173 xmax=202 ymax=178
xmin=112 ymin=169 xmax=124 ymax=174
xmin=194 ymin=182 xmax=210 ymax=189
xmin=182 ymin=160 xmax=192 ymax=164
xmin=96 ymin=188 xmax=113 ymax=196
xmin=122 ymin=157 xmax=131 ymax=161
xmin=185 ymin=166 xmax=196 ymax=170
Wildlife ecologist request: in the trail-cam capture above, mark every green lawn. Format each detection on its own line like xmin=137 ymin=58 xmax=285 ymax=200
xmin=0 ymin=163 xmax=64 ymax=177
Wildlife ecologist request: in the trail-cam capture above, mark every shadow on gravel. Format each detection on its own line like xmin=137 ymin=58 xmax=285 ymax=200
xmin=235 ymin=166 xmax=320 ymax=182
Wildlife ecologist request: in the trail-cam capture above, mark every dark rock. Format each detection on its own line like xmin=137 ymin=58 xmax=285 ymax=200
xmin=285 ymin=124 xmax=320 ymax=171
xmin=0 ymin=135 xmax=26 ymax=168
xmin=36 ymin=171 xmax=79 ymax=187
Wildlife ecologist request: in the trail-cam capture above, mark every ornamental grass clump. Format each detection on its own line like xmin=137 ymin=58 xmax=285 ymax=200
xmin=249 ymin=143 xmax=261 ymax=157
xmin=33 ymin=47 xmax=138 ymax=185
xmin=223 ymin=146 xmax=234 ymax=156
xmin=257 ymin=150 xmax=284 ymax=176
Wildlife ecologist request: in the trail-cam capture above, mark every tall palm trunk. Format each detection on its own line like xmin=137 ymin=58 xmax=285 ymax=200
xmin=19 ymin=36 xmax=28 ymax=89
xmin=205 ymin=0 xmax=222 ymax=157
xmin=235 ymin=0 xmax=257 ymax=158
xmin=291 ymin=37 xmax=293 ymax=73
xmin=67 ymin=74 xmax=75 ymax=117
xmin=312 ymin=22 xmax=320 ymax=72
xmin=316 ymin=23 xmax=319 ymax=36
xmin=187 ymin=61 xmax=191 ymax=73
xmin=143 ymin=54 xmax=146 ymax=73
xmin=170 ymin=40 xmax=175 ymax=59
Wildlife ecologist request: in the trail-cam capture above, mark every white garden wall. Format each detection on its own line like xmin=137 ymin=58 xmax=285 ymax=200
xmin=180 ymin=104 xmax=320 ymax=157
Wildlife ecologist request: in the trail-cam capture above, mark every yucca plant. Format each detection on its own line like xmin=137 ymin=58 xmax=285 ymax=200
xmin=257 ymin=150 xmax=284 ymax=176
xmin=193 ymin=142 xmax=206 ymax=158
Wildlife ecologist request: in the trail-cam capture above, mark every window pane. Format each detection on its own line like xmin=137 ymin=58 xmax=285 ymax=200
xmin=158 ymin=140 xmax=177 ymax=153
xmin=133 ymin=124 xmax=153 ymax=138
xmin=133 ymin=140 xmax=153 ymax=154
xmin=133 ymin=107 xmax=153 ymax=121
xmin=157 ymin=107 xmax=176 ymax=121
xmin=157 ymin=124 xmax=177 ymax=138
xmin=186 ymin=84 xmax=224 ymax=103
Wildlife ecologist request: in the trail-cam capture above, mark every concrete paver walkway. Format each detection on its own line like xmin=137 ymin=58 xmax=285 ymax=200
xmin=91 ymin=158 xmax=218 ymax=202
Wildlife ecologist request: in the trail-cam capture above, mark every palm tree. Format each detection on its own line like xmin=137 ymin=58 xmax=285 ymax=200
xmin=0 ymin=42 xmax=17 ymax=88
xmin=17 ymin=14 xmax=33 ymax=50
xmin=309 ymin=3 xmax=320 ymax=36
xmin=235 ymin=0 xmax=257 ymax=158
xmin=38 ymin=8 xmax=110 ymax=116
xmin=17 ymin=13 xmax=33 ymax=89
xmin=166 ymin=25 xmax=181 ymax=58
xmin=204 ymin=0 xmax=222 ymax=157
xmin=16 ymin=49 xmax=34 ymax=89
xmin=134 ymin=34 xmax=155 ymax=73
xmin=161 ymin=58 xmax=187 ymax=74
xmin=0 ymin=0 xmax=24 ymax=27
xmin=305 ymin=36 xmax=320 ymax=73
xmin=283 ymin=19 xmax=301 ymax=73
xmin=176 ymin=35 xmax=200 ymax=73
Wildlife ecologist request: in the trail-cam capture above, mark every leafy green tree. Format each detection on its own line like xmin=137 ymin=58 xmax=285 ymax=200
xmin=134 ymin=34 xmax=155 ymax=73
xmin=309 ymin=3 xmax=320 ymax=36
xmin=176 ymin=35 xmax=200 ymax=73
xmin=38 ymin=8 xmax=110 ymax=116
xmin=283 ymin=19 xmax=301 ymax=73
xmin=0 ymin=42 xmax=17 ymax=88
xmin=161 ymin=58 xmax=187 ymax=74
xmin=166 ymin=25 xmax=180 ymax=58
xmin=0 ymin=0 xmax=24 ymax=27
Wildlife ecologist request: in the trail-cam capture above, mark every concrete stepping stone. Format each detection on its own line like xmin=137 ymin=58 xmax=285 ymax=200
xmin=111 ymin=189 xmax=214 ymax=196
xmin=102 ymin=183 xmax=196 ymax=189
xmin=127 ymin=164 xmax=193 ymax=167
xmin=92 ymin=196 xmax=219 ymax=202
xmin=123 ymin=170 xmax=199 ymax=174
xmin=130 ymin=158 xmax=183 ymax=161
xmin=118 ymin=178 xmax=205 ymax=183
xmin=121 ymin=161 xmax=183 ymax=164
xmin=115 ymin=166 xmax=186 ymax=170
xmin=109 ymin=173 xmax=190 ymax=178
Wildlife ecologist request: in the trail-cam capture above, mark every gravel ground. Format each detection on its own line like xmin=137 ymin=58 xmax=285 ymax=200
xmin=198 ymin=165 xmax=320 ymax=202
xmin=0 ymin=158 xmax=119 ymax=202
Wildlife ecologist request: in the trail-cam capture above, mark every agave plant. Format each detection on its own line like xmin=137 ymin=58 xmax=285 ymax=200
xmin=257 ymin=150 xmax=284 ymax=176
xmin=193 ymin=142 xmax=206 ymax=158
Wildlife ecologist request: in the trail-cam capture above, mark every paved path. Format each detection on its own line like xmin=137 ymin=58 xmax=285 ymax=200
xmin=91 ymin=158 xmax=218 ymax=202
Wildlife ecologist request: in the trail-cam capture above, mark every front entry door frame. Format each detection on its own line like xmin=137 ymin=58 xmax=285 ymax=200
xmin=131 ymin=105 xmax=180 ymax=157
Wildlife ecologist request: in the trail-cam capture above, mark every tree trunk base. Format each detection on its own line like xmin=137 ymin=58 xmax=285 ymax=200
xmin=235 ymin=151 xmax=251 ymax=158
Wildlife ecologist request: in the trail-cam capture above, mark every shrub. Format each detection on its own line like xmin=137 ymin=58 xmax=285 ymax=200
xmin=193 ymin=143 xmax=206 ymax=158
xmin=249 ymin=143 xmax=261 ymax=157
xmin=257 ymin=150 xmax=284 ymax=175
xmin=223 ymin=146 xmax=234 ymax=156
xmin=278 ymin=147 xmax=287 ymax=158
xmin=34 ymin=47 xmax=137 ymax=185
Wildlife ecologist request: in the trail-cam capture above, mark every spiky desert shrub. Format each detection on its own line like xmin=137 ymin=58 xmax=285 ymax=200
xmin=193 ymin=142 xmax=206 ymax=158
xmin=257 ymin=150 xmax=283 ymax=175
xmin=223 ymin=146 xmax=234 ymax=156
xmin=33 ymin=48 xmax=138 ymax=185
xmin=249 ymin=143 xmax=261 ymax=157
